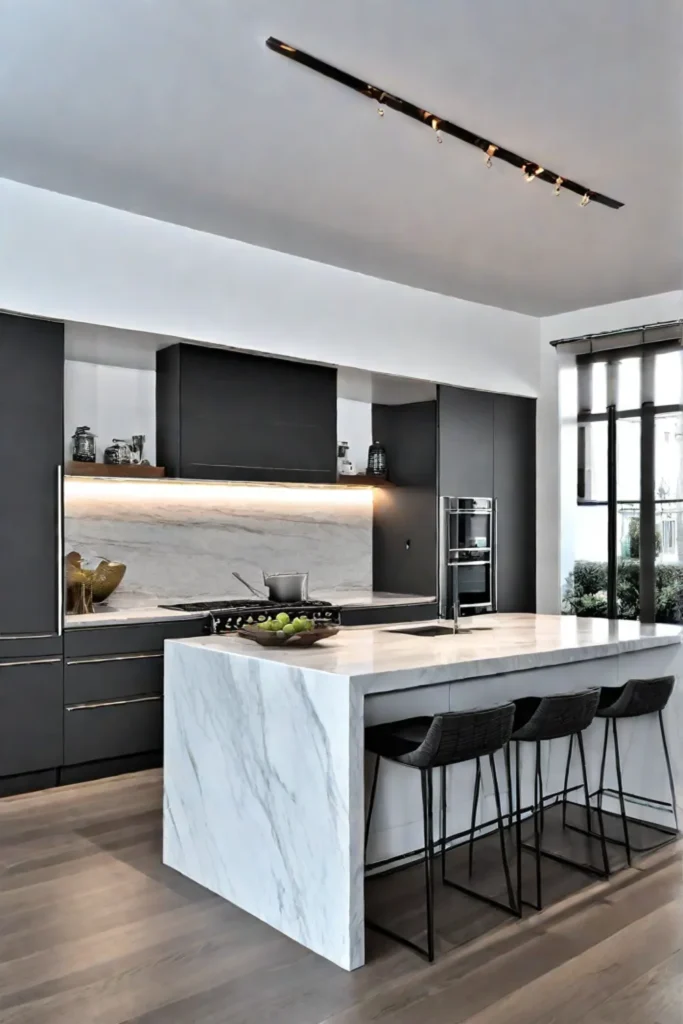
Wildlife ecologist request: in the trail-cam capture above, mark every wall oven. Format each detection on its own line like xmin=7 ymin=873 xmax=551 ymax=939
xmin=438 ymin=497 xmax=497 ymax=618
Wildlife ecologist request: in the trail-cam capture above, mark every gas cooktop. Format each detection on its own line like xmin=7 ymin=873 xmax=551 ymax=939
xmin=159 ymin=598 xmax=340 ymax=634
xmin=160 ymin=598 xmax=334 ymax=612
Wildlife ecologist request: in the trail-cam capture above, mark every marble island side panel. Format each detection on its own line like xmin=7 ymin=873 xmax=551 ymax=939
xmin=163 ymin=642 xmax=364 ymax=970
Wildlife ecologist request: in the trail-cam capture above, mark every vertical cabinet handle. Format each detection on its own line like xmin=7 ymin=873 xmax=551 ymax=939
xmin=57 ymin=464 xmax=64 ymax=636
xmin=493 ymin=497 xmax=498 ymax=612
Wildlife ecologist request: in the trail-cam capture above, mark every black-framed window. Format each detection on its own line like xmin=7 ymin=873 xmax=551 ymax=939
xmin=566 ymin=340 xmax=683 ymax=623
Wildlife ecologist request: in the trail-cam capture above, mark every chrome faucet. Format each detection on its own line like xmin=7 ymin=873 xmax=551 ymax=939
xmin=452 ymin=594 xmax=461 ymax=634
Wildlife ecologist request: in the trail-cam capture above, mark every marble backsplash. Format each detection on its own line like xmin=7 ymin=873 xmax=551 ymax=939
xmin=64 ymin=481 xmax=373 ymax=604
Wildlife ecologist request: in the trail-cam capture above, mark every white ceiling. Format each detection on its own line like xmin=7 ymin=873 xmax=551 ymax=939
xmin=0 ymin=0 xmax=681 ymax=315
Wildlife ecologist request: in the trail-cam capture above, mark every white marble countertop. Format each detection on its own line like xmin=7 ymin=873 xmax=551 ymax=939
xmin=64 ymin=591 xmax=435 ymax=627
xmin=168 ymin=613 xmax=682 ymax=693
xmin=316 ymin=591 xmax=435 ymax=609
xmin=64 ymin=605 xmax=208 ymax=627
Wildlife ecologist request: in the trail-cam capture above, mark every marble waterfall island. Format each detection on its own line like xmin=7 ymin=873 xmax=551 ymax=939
xmin=163 ymin=614 xmax=683 ymax=970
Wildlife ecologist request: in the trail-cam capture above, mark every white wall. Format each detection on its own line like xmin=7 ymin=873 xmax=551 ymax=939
xmin=64 ymin=359 xmax=156 ymax=464
xmin=539 ymin=291 xmax=683 ymax=610
xmin=0 ymin=179 xmax=540 ymax=397
xmin=337 ymin=398 xmax=372 ymax=475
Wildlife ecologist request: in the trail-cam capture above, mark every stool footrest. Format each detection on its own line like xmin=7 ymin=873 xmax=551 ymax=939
xmin=520 ymin=840 xmax=609 ymax=879
xmin=442 ymin=875 xmax=521 ymax=917
xmin=365 ymin=919 xmax=434 ymax=962
xmin=564 ymin=819 xmax=679 ymax=855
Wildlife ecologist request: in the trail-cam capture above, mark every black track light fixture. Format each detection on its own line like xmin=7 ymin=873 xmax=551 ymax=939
xmin=266 ymin=37 xmax=623 ymax=211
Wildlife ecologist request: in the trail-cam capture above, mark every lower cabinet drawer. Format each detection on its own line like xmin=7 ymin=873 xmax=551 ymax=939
xmin=63 ymin=695 xmax=162 ymax=765
xmin=65 ymin=653 xmax=163 ymax=705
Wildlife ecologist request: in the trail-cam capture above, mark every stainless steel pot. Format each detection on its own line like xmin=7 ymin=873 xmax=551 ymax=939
xmin=262 ymin=571 xmax=309 ymax=602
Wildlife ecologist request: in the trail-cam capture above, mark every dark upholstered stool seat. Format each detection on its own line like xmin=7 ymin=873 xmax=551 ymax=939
xmin=596 ymin=676 xmax=674 ymax=719
xmin=511 ymin=690 xmax=600 ymax=742
xmin=366 ymin=706 xmax=516 ymax=768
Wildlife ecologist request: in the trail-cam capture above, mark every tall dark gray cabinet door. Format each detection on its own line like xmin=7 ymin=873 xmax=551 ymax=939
xmin=437 ymin=385 xmax=536 ymax=614
xmin=493 ymin=394 xmax=536 ymax=613
xmin=0 ymin=314 xmax=64 ymax=640
xmin=438 ymin=386 xmax=494 ymax=498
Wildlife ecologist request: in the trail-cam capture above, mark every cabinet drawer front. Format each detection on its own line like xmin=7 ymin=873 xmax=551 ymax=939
xmin=64 ymin=618 xmax=207 ymax=658
xmin=0 ymin=659 xmax=63 ymax=776
xmin=0 ymin=635 xmax=63 ymax=660
xmin=64 ymin=653 xmax=163 ymax=705
xmin=63 ymin=695 xmax=162 ymax=765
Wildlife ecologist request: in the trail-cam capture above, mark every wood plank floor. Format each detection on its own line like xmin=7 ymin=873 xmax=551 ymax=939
xmin=0 ymin=770 xmax=681 ymax=1024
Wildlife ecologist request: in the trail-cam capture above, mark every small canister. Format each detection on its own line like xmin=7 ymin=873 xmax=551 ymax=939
xmin=366 ymin=441 xmax=388 ymax=478
xmin=71 ymin=426 xmax=96 ymax=462
xmin=104 ymin=440 xmax=133 ymax=465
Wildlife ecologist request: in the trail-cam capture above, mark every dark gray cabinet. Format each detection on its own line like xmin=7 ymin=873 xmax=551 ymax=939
xmin=372 ymin=401 xmax=437 ymax=596
xmin=0 ymin=658 xmax=63 ymax=776
xmin=0 ymin=313 xmax=64 ymax=644
xmin=157 ymin=343 xmax=337 ymax=483
xmin=63 ymin=696 xmax=163 ymax=766
xmin=438 ymin=385 xmax=536 ymax=613
xmin=493 ymin=394 xmax=536 ymax=613
xmin=438 ymin=386 xmax=494 ymax=499
xmin=63 ymin=619 xmax=207 ymax=769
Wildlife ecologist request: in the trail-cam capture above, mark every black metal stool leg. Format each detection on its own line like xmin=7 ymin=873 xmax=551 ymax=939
xmin=468 ymin=757 xmax=481 ymax=878
xmin=440 ymin=765 xmax=447 ymax=883
xmin=598 ymin=718 xmax=609 ymax=814
xmin=515 ymin=742 xmax=523 ymax=913
xmin=365 ymin=753 xmax=380 ymax=853
xmin=365 ymin=763 xmax=438 ymax=962
xmin=489 ymin=752 xmax=518 ymax=914
xmin=576 ymin=731 xmax=592 ymax=834
xmin=534 ymin=740 xmax=543 ymax=910
xmin=612 ymin=719 xmax=632 ymax=866
xmin=505 ymin=744 xmax=513 ymax=829
xmin=421 ymin=768 xmax=435 ymax=963
xmin=659 ymin=710 xmax=679 ymax=832
xmin=578 ymin=730 xmax=610 ymax=877
xmin=562 ymin=734 xmax=573 ymax=828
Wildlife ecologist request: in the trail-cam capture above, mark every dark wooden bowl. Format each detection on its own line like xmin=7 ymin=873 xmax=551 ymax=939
xmin=237 ymin=625 xmax=340 ymax=647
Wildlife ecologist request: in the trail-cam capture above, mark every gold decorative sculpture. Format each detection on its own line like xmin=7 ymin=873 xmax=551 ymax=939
xmin=66 ymin=552 xmax=126 ymax=613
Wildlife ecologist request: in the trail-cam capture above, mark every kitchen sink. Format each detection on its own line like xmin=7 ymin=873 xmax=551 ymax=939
xmin=386 ymin=624 xmax=493 ymax=637
xmin=386 ymin=625 xmax=470 ymax=637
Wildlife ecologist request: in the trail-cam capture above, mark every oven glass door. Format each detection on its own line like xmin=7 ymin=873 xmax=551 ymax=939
xmin=456 ymin=563 xmax=492 ymax=609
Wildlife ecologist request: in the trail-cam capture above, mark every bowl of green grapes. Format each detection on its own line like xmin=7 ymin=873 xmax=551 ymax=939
xmin=238 ymin=612 xmax=339 ymax=647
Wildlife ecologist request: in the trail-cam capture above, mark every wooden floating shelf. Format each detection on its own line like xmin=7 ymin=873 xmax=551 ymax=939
xmin=337 ymin=475 xmax=394 ymax=487
xmin=66 ymin=462 xmax=166 ymax=478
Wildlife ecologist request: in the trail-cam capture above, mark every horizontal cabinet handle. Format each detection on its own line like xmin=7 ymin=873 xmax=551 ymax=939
xmin=66 ymin=652 xmax=163 ymax=665
xmin=65 ymin=694 xmax=162 ymax=711
xmin=0 ymin=633 xmax=56 ymax=641
xmin=0 ymin=657 xmax=62 ymax=668
xmin=189 ymin=463 xmax=333 ymax=475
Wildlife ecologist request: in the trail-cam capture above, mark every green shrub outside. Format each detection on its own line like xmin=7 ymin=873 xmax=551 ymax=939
xmin=564 ymin=558 xmax=683 ymax=623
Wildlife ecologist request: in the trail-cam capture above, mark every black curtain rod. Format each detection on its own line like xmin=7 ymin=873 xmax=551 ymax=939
xmin=550 ymin=319 xmax=683 ymax=347
xmin=266 ymin=36 xmax=623 ymax=211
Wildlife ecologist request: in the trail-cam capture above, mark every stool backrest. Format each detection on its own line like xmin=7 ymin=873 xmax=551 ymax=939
xmin=411 ymin=704 xmax=515 ymax=768
xmin=598 ymin=676 xmax=675 ymax=718
xmin=512 ymin=689 xmax=600 ymax=742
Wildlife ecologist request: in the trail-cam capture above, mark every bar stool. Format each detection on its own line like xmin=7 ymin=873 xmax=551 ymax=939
xmin=593 ymin=676 xmax=678 ymax=865
xmin=507 ymin=689 xmax=609 ymax=912
xmin=365 ymin=704 xmax=517 ymax=962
